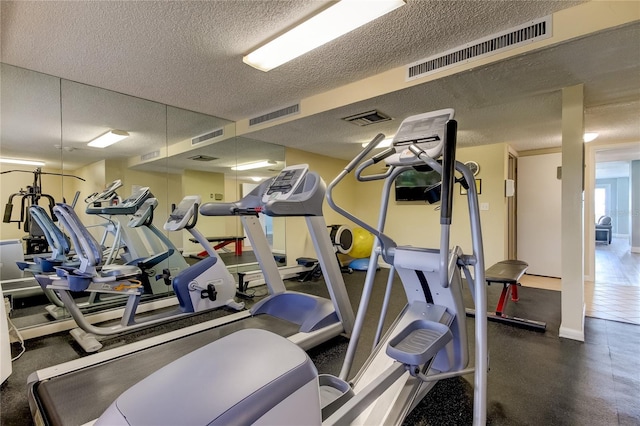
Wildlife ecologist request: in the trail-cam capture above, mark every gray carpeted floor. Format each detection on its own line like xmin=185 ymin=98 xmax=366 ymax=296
xmin=2 ymin=269 xmax=639 ymax=425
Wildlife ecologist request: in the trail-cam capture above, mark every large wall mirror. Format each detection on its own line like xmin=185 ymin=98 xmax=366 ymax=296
xmin=0 ymin=63 xmax=285 ymax=336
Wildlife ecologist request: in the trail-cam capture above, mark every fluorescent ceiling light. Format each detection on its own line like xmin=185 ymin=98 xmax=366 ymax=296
xmin=243 ymin=0 xmax=406 ymax=71
xmin=88 ymin=130 xmax=129 ymax=148
xmin=231 ymin=160 xmax=276 ymax=171
xmin=362 ymin=137 xmax=393 ymax=148
xmin=250 ymin=177 xmax=263 ymax=182
xmin=583 ymin=132 xmax=599 ymax=143
xmin=0 ymin=158 xmax=46 ymax=166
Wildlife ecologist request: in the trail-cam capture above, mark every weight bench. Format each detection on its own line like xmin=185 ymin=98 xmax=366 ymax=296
xmin=466 ymin=260 xmax=546 ymax=332
xmin=190 ymin=236 xmax=246 ymax=257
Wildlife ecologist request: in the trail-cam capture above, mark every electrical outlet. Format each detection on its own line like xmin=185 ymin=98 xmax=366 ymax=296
xmin=480 ymin=203 xmax=489 ymax=211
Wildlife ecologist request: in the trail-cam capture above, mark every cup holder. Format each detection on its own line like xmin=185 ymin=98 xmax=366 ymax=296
xmin=319 ymin=374 xmax=354 ymax=419
xmin=67 ymin=274 xmax=92 ymax=292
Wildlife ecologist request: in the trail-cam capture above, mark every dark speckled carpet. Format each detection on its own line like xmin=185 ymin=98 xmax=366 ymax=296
xmin=2 ymin=268 xmax=639 ymax=425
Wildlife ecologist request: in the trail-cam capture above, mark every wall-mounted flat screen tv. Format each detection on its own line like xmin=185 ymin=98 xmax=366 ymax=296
xmin=395 ymin=167 xmax=442 ymax=203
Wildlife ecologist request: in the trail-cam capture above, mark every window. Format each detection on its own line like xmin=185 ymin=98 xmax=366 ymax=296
xmin=594 ymin=187 xmax=606 ymax=221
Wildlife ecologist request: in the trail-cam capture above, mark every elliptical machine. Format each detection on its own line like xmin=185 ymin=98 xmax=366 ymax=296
xmin=94 ymin=109 xmax=487 ymax=425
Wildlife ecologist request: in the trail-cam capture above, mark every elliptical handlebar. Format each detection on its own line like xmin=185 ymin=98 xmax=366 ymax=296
xmin=344 ymin=133 xmax=386 ymax=174
xmin=326 ymin=135 xmax=398 ymax=262
xmin=354 ymin=150 xmax=396 ymax=182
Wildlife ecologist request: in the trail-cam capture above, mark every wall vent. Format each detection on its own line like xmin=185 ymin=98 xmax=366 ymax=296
xmin=188 ymin=155 xmax=218 ymax=162
xmin=249 ymin=103 xmax=300 ymax=126
xmin=192 ymin=128 xmax=223 ymax=146
xmin=141 ymin=150 xmax=160 ymax=161
xmin=342 ymin=110 xmax=392 ymax=126
xmin=406 ymin=16 xmax=552 ymax=81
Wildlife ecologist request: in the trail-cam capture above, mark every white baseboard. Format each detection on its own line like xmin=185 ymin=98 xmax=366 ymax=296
xmin=559 ymin=325 xmax=585 ymax=341
xmin=559 ymin=304 xmax=585 ymax=342
xmin=631 ymin=246 xmax=640 ymax=254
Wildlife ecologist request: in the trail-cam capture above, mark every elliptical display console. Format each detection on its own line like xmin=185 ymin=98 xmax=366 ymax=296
xmin=391 ymin=109 xmax=454 ymax=165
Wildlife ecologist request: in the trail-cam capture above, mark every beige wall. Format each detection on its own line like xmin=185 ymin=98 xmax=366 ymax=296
xmin=350 ymin=143 xmax=509 ymax=268
xmin=283 ymin=143 xmax=509 ymax=268
xmin=284 ymin=148 xmax=358 ymax=266
xmin=2 ymin=143 xmax=511 ymax=272
xmin=180 ymin=169 xmax=225 ymax=254
xmin=0 ymin=164 xmax=66 ymax=242
xmin=61 ymin=160 xmax=107 ymax=241
xmin=454 ymin=143 xmax=509 ymax=268
xmin=224 ymin=176 xmax=243 ymax=245
xmin=105 ymin=159 xmax=179 ymax=248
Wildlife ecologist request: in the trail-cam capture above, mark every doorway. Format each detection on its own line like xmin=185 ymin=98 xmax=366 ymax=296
xmin=587 ymin=143 xmax=640 ymax=325
xmin=507 ymin=152 xmax=517 ymax=260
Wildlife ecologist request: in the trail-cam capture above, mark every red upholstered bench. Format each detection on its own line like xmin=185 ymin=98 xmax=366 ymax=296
xmin=467 ymin=260 xmax=546 ymax=332
xmin=190 ymin=236 xmax=246 ymax=257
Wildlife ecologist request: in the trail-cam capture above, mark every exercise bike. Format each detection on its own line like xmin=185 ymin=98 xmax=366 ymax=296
xmin=95 ymin=108 xmax=488 ymax=425
xmin=34 ymin=195 xmax=243 ymax=352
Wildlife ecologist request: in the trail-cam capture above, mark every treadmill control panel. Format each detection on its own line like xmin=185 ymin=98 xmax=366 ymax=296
xmin=85 ymin=179 xmax=123 ymax=204
xmin=120 ymin=187 xmax=151 ymax=208
xmin=128 ymin=198 xmax=157 ymax=228
xmin=87 ymin=186 xmax=151 ymax=215
xmin=164 ymin=195 xmax=200 ymax=231
xmin=262 ymin=164 xmax=308 ymax=203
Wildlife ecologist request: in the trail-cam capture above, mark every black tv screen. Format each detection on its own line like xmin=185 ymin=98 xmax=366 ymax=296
xmin=395 ymin=168 xmax=442 ymax=203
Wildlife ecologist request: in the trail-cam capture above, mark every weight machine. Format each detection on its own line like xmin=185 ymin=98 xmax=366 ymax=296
xmin=2 ymin=168 xmax=84 ymax=255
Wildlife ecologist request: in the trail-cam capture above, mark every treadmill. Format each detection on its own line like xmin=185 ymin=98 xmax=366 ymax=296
xmin=27 ymin=164 xmax=355 ymax=426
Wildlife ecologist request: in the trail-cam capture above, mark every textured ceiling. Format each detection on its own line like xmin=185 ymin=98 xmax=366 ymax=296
xmin=1 ymin=0 xmax=586 ymax=120
xmin=1 ymin=0 xmax=639 ymax=169
xmin=247 ymin=23 xmax=640 ymax=159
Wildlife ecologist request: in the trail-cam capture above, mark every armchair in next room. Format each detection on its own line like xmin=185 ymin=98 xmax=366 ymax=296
xmin=595 ymin=216 xmax=612 ymax=244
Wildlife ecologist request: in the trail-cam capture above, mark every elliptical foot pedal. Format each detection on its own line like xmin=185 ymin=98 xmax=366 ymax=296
xmin=318 ymin=374 xmax=354 ymax=420
xmin=386 ymin=320 xmax=452 ymax=367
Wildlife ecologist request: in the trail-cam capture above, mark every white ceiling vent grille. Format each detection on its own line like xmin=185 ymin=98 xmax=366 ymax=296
xmin=192 ymin=128 xmax=224 ymax=146
xmin=141 ymin=150 xmax=160 ymax=161
xmin=249 ymin=103 xmax=300 ymax=126
xmin=342 ymin=110 xmax=392 ymax=126
xmin=406 ymin=16 xmax=552 ymax=81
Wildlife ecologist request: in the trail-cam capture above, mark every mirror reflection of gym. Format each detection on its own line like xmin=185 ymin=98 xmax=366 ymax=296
xmin=0 ymin=64 xmax=287 ymax=338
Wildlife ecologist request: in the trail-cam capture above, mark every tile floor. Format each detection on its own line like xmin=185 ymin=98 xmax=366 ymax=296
xmin=519 ymin=236 xmax=640 ymax=325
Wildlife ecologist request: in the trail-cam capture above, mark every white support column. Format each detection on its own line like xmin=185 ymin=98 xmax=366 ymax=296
xmin=559 ymin=84 xmax=586 ymax=342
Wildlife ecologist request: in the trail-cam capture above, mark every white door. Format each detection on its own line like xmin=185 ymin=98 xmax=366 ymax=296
xmin=517 ymin=153 xmax=562 ymax=277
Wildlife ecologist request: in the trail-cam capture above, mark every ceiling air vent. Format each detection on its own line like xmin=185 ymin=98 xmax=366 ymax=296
xmin=188 ymin=155 xmax=218 ymax=162
xmin=192 ymin=128 xmax=223 ymax=146
xmin=406 ymin=16 xmax=552 ymax=81
xmin=140 ymin=150 xmax=160 ymax=161
xmin=342 ymin=110 xmax=392 ymax=126
xmin=249 ymin=103 xmax=300 ymax=126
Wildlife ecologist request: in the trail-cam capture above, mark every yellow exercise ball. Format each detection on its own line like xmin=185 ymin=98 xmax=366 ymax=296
xmin=349 ymin=227 xmax=374 ymax=259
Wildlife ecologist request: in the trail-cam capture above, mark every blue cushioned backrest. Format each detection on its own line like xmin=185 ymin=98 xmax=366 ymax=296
xmin=53 ymin=203 xmax=102 ymax=274
xmin=29 ymin=205 xmax=71 ymax=260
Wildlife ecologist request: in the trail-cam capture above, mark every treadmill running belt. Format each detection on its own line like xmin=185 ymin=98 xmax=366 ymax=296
xmin=36 ymin=315 xmax=298 ymax=426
